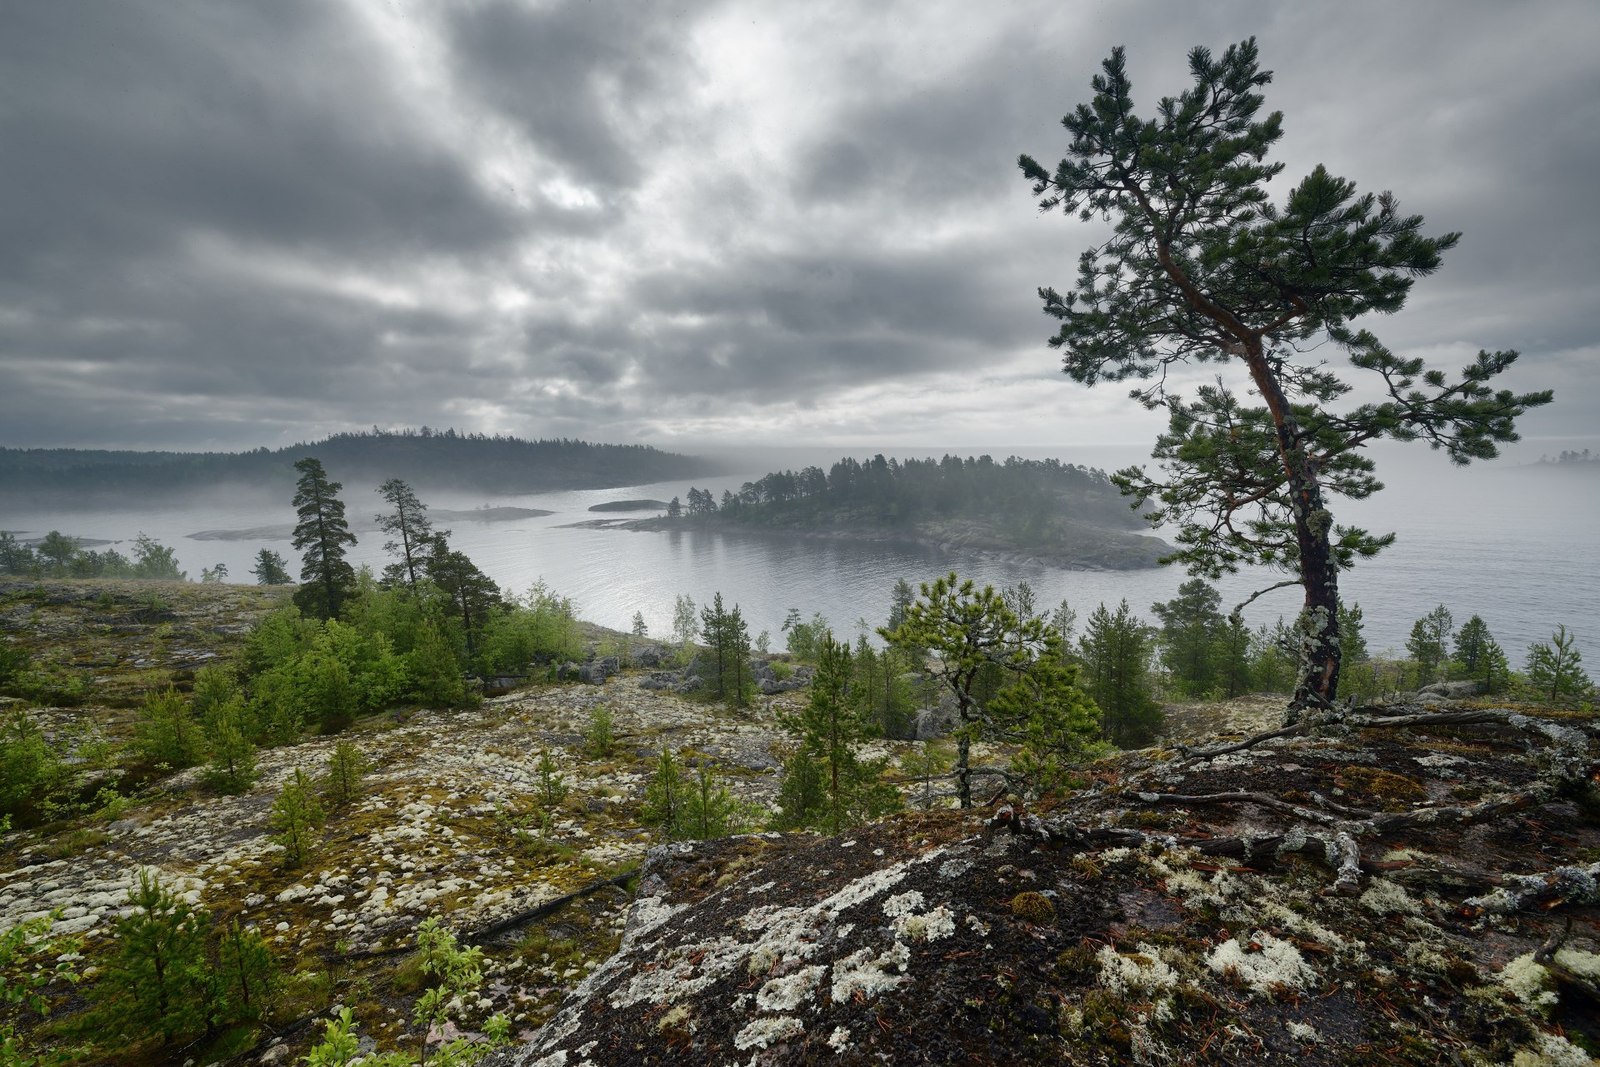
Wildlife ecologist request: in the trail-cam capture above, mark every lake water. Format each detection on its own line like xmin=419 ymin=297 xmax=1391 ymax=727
xmin=5 ymin=444 xmax=1597 ymax=668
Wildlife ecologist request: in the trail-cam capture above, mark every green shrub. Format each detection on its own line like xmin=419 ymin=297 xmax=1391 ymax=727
xmin=134 ymin=687 xmax=203 ymax=771
xmin=583 ymin=705 xmax=615 ymax=758
xmin=0 ymin=712 xmax=66 ymax=827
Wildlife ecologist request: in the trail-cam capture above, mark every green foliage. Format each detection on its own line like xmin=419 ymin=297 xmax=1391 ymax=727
xmin=899 ymin=741 xmax=954 ymax=810
xmin=670 ymin=594 xmax=697 ymax=659
xmin=0 ymin=642 xmax=29 ymax=692
xmin=698 ymin=593 xmax=754 ymax=707
xmin=251 ymin=548 xmax=292 ymax=585
xmin=477 ymin=583 xmax=584 ymax=675
xmin=534 ymin=749 xmax=569 ymax=821
xmin=2 ymin=912 xmax=81 ymax=1067
xmin=882 ymin=572 xmax=1101 ymax=806
xmin=199 ymin=563 xmax=229 ymax=583
xmin=989 ymin=655 xmax=1104 ymax=796
xmin=849 ymin=636 xmax=916 ymax=740
xmin=1407 ymin=604 xmax=1454 ymax=683
xmin=781 ymin=609 xmax=830 ymax=662
xmin=641 ymin=748 xmax=749 ymax=841
xmin=1214 ymin=613 xmax=1254 ymax=698
xmin=322 ymin=741 xmax=370 ymax=808
xmin=1150 ymin=579 xmax=1224 ymax=697
xmin=407 ymin=918 xmax=493 ymax=1067
xmin=1020 ymin=38 xmax=1552 ymax=711
xmin=304 ymin=1006 xmax=362 ymax=1066
xmin=423 ymin=534 xmax=502 ymax=663
xmin=214 ymin=920 xmax=276 ymax=1024
xmin=201 ymin=695 xmax=259 ymax=795
xmin=0 ymin=712 xmax=65 ymax=827
xmin=130 ymin=534 xmax=185 ymax=581
xmin=774 ymin=634 xmax=900 ymax=832
xmin=583 ymin=705 xmax=615 ymax=758
xmin=407 ymin=617 xmax=467 ymax=707
xmin=92 ymin=870 xmax=211 ymax=1047
xmin=1078 ymin=601 xmax=1162 ymax=748
xmin=1451 ymin=615 xmax=1510 ymax=693
xmin=291 ymin=457 xmax=358 ymax=620
xmin=134 ymin=686 xmax=203 ymax=770
xmin=1524 ymin=626 xmax=1592 ymax=704
xmin=270 ymin=768 xmax=325 ymax=867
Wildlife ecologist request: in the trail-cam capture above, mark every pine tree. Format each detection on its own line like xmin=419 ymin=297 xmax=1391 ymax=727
xmin=1407 ymin=605 xmax=1454 ymax=683
xmin=270 ymin=768 xmax=325 ymax=867
xmin=92 ymin=870 xmax=212 ymax=1046
xmin=214 ymin=920 xmax=276 ymax=1024
xmin=321 ymin=741 xmax=369 ymax=808
xmin=202 ymin=695 xmax=258 ymax=795
xmin=774 ymin=634 xmax=899 ymax=832
xmin=1078 ymin=601 xmax=1162 ymax=747
xmin=376 ymin=478 xmax=438 ymax=592
xmin=134 ymin=686 xmax=203 ymax=770
xmin=1151 ymin=579 xmax=1224 ymax=697
xmin=1020 ymin=38 xmax=1551 ymax=715
xmin=424 ymin=534 xmax=501 ymax=663
xmin=291 ymin=458 xmax=358 ymax=620
xmin=641 ymin=747 xmax=688 ymax=838
xmin=1525 ymin=626 xmax=1591 ymax=704
xmin=251 ymin=548 xmax=292 ymax=585
xmin=882 ymin=572 xmax=1091 ymax=807
xmin=1451 ymin=614 xmax=1509 ymax=691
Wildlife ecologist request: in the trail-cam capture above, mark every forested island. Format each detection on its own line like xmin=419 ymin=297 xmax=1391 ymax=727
xmin=629 ymin=454 xmax=1169 ymax=569
xmin=0 ymin=428 xmax=719 ymax=506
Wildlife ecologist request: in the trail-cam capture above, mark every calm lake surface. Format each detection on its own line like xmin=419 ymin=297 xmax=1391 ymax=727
xmin=6 ymin=445 xmax=1597 ymax=667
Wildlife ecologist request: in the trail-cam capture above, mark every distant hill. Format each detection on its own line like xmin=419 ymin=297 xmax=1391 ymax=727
xmin=0 ymin=429 xmax=721 ymax=506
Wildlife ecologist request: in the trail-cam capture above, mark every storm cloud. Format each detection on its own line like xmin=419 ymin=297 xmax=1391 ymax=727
xmin=2 ymin=0 xmax=1595 ymax=453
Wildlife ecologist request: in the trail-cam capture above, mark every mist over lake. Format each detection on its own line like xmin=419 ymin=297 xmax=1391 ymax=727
xmin=6 ymin=443 xmax=1596 ymax=667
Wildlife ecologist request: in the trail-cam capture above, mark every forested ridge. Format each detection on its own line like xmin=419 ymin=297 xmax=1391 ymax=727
xmin=0 ymin=428 xmax=716 ymax=504
xmin=657 ymin=454 xmax=1161 ymax=566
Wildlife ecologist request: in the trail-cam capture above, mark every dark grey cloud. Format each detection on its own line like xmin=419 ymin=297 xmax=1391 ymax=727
xmin=0 ymin=0 xmax=1594 ymax=451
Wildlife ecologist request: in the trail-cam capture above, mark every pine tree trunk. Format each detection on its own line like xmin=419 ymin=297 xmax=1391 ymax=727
xmin=1244 ymin=345 xmax=1342 ymax=717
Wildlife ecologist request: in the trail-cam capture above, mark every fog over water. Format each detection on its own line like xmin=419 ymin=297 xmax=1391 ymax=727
xmin=6 ymin=444 xmax=1596 ymax=668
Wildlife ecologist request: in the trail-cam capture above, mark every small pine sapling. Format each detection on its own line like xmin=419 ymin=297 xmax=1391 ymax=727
xmin=269 ymin=768 xmax=325 ymax=867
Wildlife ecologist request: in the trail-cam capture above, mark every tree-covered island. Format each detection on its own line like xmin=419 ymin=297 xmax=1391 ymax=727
xmin=620 ymin=454 xmax=1171 ymax=569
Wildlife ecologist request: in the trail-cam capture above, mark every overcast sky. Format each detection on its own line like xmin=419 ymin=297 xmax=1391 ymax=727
xmin=3 ymin=0 xmax=1596 ymax=456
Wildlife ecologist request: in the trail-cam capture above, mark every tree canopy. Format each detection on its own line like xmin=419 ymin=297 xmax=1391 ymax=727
xmin=1020 ymin=38 xmax=1552 ymax=714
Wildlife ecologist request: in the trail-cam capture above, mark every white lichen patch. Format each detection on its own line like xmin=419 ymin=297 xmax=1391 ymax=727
xmin=754 ymin=966 xmax=825 ymax=1013
xmin=1358 ymin=878 xmax=1423 ymax=917
xmin=891 ymin=904 xmax=956 ymax=943
xmin=1512 ymin=1030 xmax=1595 ymax=1067
xmin=827 ymin=1026 xmax=851 ymax=1053
xmin=1286 ymin=1020 xmax=1321 ymax=1044
xmin=881 ymin=890 xmax=924 ymax=917
xmin=1205 ymin=932 xmax=1316 ymax=998
xmin=733 ymin=1014 xmax=805 ymax=1051
xmin=1498 ymin=952 xmax=1558 ymax=1012
xmin=1097 ymin=943 xmax=1180 ymax=996
xmin=831 ymin=941 xmax=911 ymax=1002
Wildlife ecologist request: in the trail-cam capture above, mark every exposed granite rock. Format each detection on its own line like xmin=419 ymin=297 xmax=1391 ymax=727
xmin=491 ymin=708 xmax=1600 ymax=1066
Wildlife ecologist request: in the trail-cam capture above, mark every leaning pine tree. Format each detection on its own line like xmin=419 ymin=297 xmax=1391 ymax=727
xmin=1019 ymin=39 xmax=1551 ymax=716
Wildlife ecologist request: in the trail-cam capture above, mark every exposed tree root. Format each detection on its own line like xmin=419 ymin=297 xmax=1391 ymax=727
xmin=1041 ymin=757 xmax=1600 ymax=898
xmin=466 ymin=868 xmax=638 ymax=946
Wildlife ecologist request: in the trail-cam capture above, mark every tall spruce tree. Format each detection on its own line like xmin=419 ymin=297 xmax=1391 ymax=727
xmin=291 ymin=458 xmax=357 ymax=620
xmin=1020 ymin=39 xmax=1551 ymax=716
xmin=1078 ymin=601 xmax=1162 ymax=747
xmin=1151 ymin=579 xmax=1224 ymax=697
